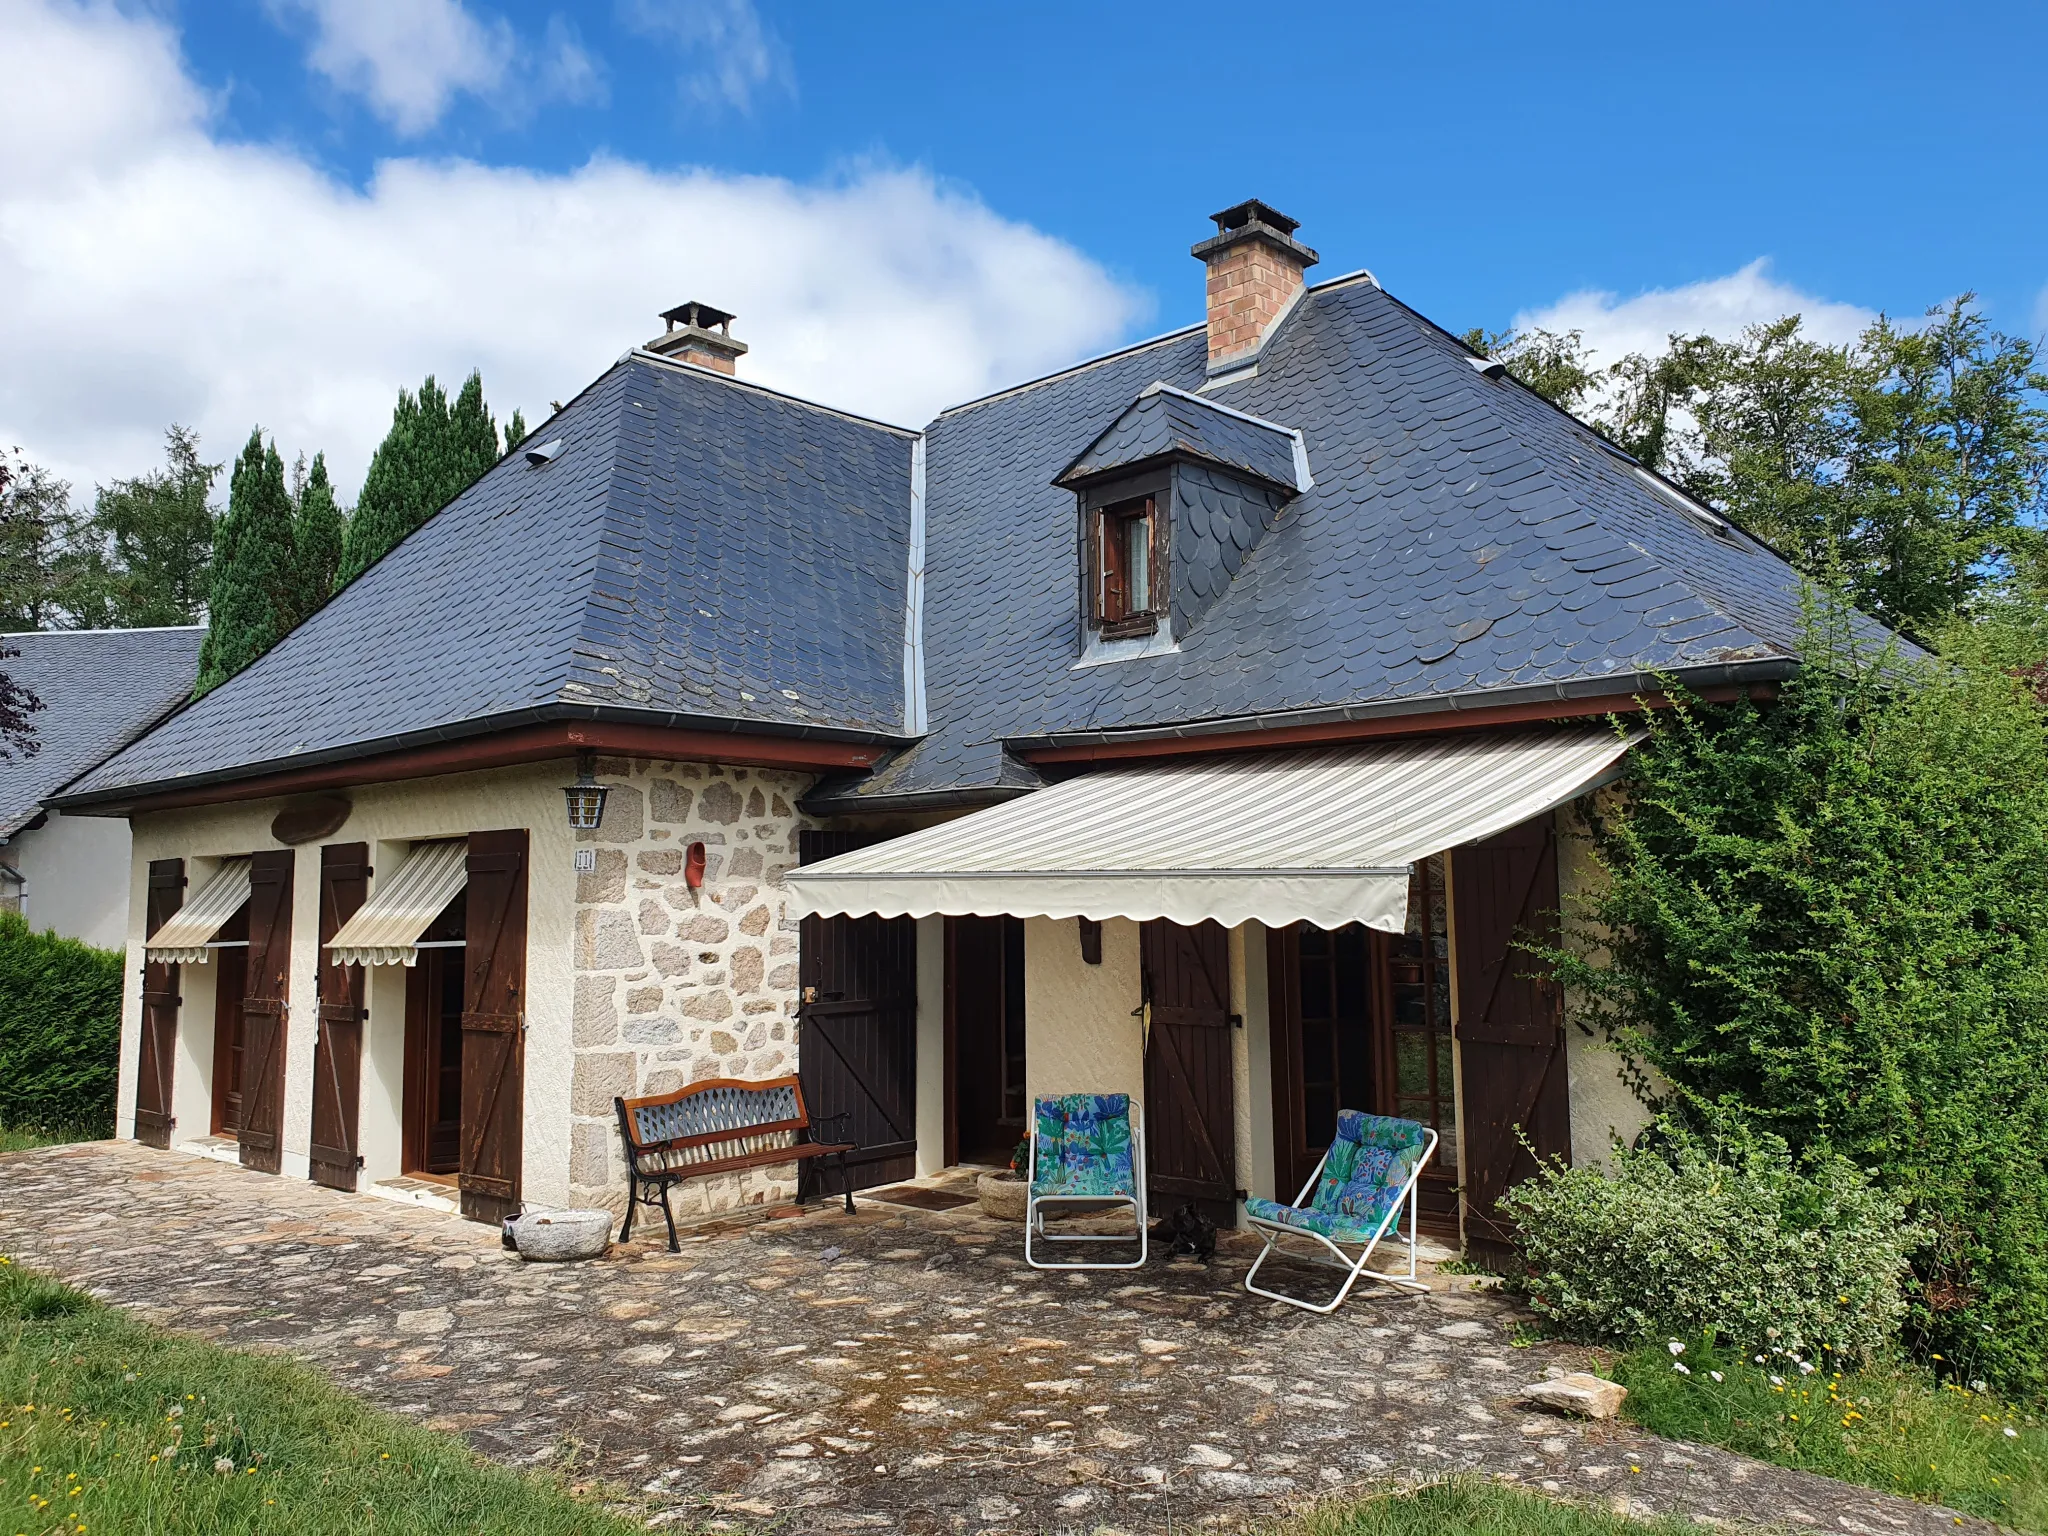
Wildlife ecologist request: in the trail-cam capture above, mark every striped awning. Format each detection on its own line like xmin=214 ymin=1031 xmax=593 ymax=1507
xmin=787 ymin=727 xmax=1636 ymax=933
xmin=144 ymin=857 xmax=251 ymax=963
xmin=327 ymin=839 xmax=468 ymax=967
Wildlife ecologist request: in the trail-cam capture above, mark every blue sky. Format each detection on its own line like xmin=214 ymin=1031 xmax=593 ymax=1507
xmin=4 ymin=0 xmax=2044 ymax=497
xmin=179 ymin=0 xmax=2048 ymax=337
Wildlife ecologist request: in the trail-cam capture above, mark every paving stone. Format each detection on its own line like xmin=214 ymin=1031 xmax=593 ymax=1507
xmin=0 ymin=1142 xmax=1993 ymax=1535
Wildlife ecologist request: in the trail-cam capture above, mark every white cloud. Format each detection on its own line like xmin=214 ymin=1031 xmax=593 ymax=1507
xmin=0 ymin=0 xmax=1146 ymax=504
xmin=271 ymin=0 xmax=518 ymax=135
xmin=620 ymin=0 xmax=790 ymax=113
xmin=1514 ymin=259 xmax=1876 ymax=368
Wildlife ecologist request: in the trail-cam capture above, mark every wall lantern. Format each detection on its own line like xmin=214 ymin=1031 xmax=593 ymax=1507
xmin=562 ymin=751 xmax=610 ymax=831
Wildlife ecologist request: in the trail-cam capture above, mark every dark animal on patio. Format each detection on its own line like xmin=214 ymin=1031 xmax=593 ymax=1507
xmin=1151 ymin=1201 xmax=1217 ymax=1260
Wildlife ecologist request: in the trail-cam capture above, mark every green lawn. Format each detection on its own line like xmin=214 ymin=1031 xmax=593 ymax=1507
xmin=0 ymin=1256 xmax=653 ymax=1535
xmin=0 ymin=1124 xmax=94 ymax=1155
xmin=1285 ymin=1477 xmax=1702 ymax=1536
xmin=1614 ymin=1333 xmax=2047 ymax=1531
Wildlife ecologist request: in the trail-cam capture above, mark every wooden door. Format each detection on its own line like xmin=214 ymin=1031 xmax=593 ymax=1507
xmin=945 ymin=915 xmax=1027 ymax=1166
xmin=798 ymin=830 xmax=918 ymax=1192
xmin=1266 ymin=921 xmax=1375 ymax=1202
xmin=237 ymin=849 xmax=294 ymax=1174
xmin=309 ymin=843 xmax=369 ymax=1191
xmin=1142 ymin=919 xmax=1237 ymax=1225
xmin=1452 ymin=816 xmax=1571 ymax=1261
xmin=134 ymin=859 xmax=184 ymax=1148
xmin=460 ymin=829 xmax=527 ymax=1226
xmin=404 ymin=948 xmax=466 ymax=1176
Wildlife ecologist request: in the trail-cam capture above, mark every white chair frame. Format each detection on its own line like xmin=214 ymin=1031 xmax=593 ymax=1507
xmin=1023 ymin=1098 xmax=1148 ymax=1271
xmin=1244 ymin=1125 xmax=1438 ymax=1314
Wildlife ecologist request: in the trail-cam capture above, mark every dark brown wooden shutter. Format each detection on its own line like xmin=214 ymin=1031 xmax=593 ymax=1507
xmin=1142 ymin=918 xmax=1238 ymax=1226
xmin=460 ymin=828 xmax=527 ymax=1226
xmin=237 ymin=849 xmax=295 ymax=1174
xmin=798 ymin=829 xmax=918 ymax=1193
xmin=309 ymin=843 xmax=369 ymax=1192
xmin=134 ymin=859 xmax=185 ymax=1148
xmin=1452 ymin=815 xmax=1571 ymax=1261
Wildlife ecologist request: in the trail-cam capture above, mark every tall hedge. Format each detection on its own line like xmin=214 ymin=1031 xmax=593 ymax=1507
xmin=0 ymin=911 xmax=124 ymax=1135
xmin=1556 ymin=599 xmax=2048 ymax=1397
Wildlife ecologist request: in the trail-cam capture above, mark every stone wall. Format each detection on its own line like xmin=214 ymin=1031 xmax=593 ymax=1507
xmin=568 ymin=758 xmax=817 ymax=1218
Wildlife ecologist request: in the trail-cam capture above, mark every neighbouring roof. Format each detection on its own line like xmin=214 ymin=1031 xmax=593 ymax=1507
xmin=1056 ymin=384 xmax=1301 ymax=492
xmin=0 ymin=626 xmax=203 ymax=836
xmin=815 ymin=274 xmax=1851 ymax=808
xmin=63 ymin=355 xmax=917 ymax=805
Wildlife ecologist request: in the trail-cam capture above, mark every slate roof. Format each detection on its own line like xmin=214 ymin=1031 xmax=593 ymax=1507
xmin=58 ymin=266 xmax=1881 ymax=817
xmin=63 ymin=355 xmax=915 ymax=804
xmin=0 ymin=627 xmax=203 ymax=836
xmin=816 ymin=273 xmax=1852 ymax=808
xmin=1058 ymin=385 xmax=1300 ymax=491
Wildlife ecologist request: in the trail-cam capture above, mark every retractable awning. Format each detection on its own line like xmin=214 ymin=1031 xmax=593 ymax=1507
xmin=788 ymin=727 xmax=1636 ymax=933
xmin=144 ymin=857 xmax=251 ymax=963
xmin=326 ymin=839 xmax=468 ymax=967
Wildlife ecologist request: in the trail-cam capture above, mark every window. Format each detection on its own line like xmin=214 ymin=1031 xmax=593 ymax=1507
xmin=1094 ymin=495 xmax=1158 ymax=635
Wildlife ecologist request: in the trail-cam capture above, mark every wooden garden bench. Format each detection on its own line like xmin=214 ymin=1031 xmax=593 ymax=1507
xmin=614 ymin=1075 xmax=856 ymax=1250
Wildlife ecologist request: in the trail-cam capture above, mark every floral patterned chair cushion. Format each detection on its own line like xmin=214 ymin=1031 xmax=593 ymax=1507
xmin=1244 ymin=1110 xmax=1430 ymax=1243
xmin=1031 ymin=1094 xmax=1138 ymax=1199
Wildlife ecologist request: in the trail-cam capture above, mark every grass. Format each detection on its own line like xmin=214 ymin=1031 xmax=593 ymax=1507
xmin=0 ymin=1123 xmax=98 ymax=1154
xmin=1614 ymin=1332 xmax=2048 ymax=1531
xmin=0 ymin=1255 xmax=654 ymax=1535
xmin=1284 ymin=1477 xmax=1700 ymax=1536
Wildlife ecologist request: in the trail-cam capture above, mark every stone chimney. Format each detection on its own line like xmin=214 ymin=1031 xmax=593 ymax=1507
xmin=645 ymin=301 xmax=748 ymax=374
xmin=1191 ymin=200 xmax=1319 ymax=374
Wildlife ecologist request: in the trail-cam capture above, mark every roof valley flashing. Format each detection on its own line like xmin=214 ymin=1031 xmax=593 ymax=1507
xmin=57 ymin=202 xmax=1879 ymax=817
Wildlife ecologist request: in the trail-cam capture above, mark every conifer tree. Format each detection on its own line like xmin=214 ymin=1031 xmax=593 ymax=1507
xmin=505 ymin=408 xmax=528 ymax=450
xmin=337 ymin=369 xmax=505 ymax=588
xmin=195 ymin=431 xmax=296 ymax=696
xmin=289 ymin=451 xmax=344 ymax=625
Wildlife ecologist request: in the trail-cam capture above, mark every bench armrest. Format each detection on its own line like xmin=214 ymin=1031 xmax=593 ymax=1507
xmin=806 ymin=1109 xmax=855 ymax=1144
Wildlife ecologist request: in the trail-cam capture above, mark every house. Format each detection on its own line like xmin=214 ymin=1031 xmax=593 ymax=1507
xmin=53 ymin=203 xmax=1822 ymax=1253
xmin=1 ymin=626 xmax=205 ymax=948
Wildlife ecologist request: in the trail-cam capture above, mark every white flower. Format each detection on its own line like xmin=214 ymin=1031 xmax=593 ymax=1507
xmin=1972 ymin=1380 xmax=1988 ymax=1392
xmin=1797 ymin=1360 xmax=1815 ymax=1375
xmin=1710 ymin=1371 xmax=1725 ymax=1383
xmin=1754 ymin=1355 xmax=1767 ymax=1365
xmin=1770 ymin=1375 xmax=1785 ymax=1386
xmin=214 ymin=1456 xmax=235 ymax=1474
xmin=1672 ymin=1362 xmax=1692 ymax=1375
xmin=1667 ymin=1341 xmax=1686 ymax=1356
xmin=2005 ymin=1427 xmax=2019 ymax=1439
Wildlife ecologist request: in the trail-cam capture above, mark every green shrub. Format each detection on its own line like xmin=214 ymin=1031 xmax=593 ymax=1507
xmin=1550 ymin=596 xmax=2048 ymax=1396
xmin=0 ymin=909 xmax=124 ymax=1136
xmin=1501 ymin=1124 xmax=1916 ymax=1361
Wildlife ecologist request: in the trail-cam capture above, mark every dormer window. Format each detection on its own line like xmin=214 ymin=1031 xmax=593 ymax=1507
xmin=1094 ymin=495 xmax=1159 ymax=636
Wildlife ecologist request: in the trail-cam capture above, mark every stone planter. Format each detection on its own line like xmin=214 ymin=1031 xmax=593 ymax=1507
xmin=510 ymin=1208 xmax=613 ymax=1262
xmin=977 ymin=1171 xmax=1028 ymax=1222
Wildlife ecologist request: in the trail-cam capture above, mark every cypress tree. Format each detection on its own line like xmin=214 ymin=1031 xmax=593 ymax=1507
xmin=505 ymin=408 xmax=528 ymax=451
xmin=195 ymin=431 xmax=296 ymax=696
xmin=289 ymin=451 xmax=345 ymax=623
xmin=337 ymin=370 xmax=504 ymax=588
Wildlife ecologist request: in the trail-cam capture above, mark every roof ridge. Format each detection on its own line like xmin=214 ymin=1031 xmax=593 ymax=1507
xmin=1 ymin=625 xmax=205 ymax=637
xmin=624 ymin=349 xmax=922 ymax=438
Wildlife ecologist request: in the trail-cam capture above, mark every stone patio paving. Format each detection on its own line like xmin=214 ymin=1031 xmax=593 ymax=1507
xmin=0 ymin=1142 xmax=1986 ymax=1534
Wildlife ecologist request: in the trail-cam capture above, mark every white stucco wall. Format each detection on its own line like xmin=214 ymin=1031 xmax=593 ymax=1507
xmin=1023 ymin=915 xmax=1144 ymax=1107
xmin=1556 ymin=798 xmax=1658 ymax=1167
xmin=913 ymin=915 xmax=945 ymax=1175
xmin=117 ymin=761 xmax=579 ymax=1207
xmin=1235 ymin=922 xmax=1275 ymax=1204
xmin=4 ymin=810 xmax=133 ymax=950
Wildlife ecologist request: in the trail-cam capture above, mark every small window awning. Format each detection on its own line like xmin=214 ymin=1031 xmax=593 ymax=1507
xmin=144 ymin=857 xmax=252 ymax=963
xmin=327 ymin=840 xmax=468 ymax=967
xmin=787 ymin=727 xmax=1637 ymax=933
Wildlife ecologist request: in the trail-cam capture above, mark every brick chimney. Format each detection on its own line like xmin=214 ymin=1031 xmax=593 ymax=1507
xmin=645 ymin=301 xmax=748 ymax=374
xmin=1191 ymin=200 xmax=1319 ymax=374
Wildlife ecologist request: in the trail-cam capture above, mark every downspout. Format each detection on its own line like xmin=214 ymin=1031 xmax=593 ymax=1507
xmin=902 ymin=435 xmax=929 ymax=735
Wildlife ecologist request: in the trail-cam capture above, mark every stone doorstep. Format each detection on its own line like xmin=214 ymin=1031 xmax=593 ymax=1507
xmin=369 ymin=1176 xmax=462 ymax=1217
xmin=172 ymin=1135 xmax=243 ymax=1169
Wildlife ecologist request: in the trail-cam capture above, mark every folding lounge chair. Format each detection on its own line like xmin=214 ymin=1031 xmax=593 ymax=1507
xmin=1024 ymin=1093 xmax=1148 ymax=1271
xmin=1243 ymin=1109 xmax=1437 ymax=1313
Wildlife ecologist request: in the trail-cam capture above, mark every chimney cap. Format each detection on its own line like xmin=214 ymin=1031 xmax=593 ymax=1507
xmin=660 ymin=300 xmax=737 ymax=334
xmin=1192 ymin=199 xmax=1319 ymax=268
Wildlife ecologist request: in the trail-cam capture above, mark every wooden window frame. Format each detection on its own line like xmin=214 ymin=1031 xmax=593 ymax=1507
xmin=1091 ymin=493 xmax=1161 ymax=638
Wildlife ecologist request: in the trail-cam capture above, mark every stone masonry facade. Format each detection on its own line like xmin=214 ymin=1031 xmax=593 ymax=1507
xmin=568 ymin=758 xmax=818 ymax=1217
